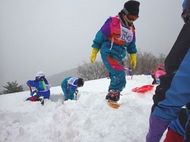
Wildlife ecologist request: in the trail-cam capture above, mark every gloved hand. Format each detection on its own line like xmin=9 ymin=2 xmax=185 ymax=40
xmin=130 ymin=53 xmax=137 ymax=69
xmin=90 ymin=48 xmax=99 ymax=63
xmin=31 ymin=90 xmax=37 ymax=96
xmin=74 ymin=89 xmax=79 ymax=100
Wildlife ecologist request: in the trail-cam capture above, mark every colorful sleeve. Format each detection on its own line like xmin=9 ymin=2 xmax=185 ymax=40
xmin=91 ymin=17 xmax=112 ymax=49
xmin=27 ymin=80 xmax=37 ymax=88
xmin=101 ymin=17 xmax=112 ymax=37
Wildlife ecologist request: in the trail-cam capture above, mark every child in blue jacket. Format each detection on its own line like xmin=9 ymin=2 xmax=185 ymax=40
xmin=90 ymin=0 xmax=140 ymax=102
xmin=26 ymin=71 xmax=50 ymax=105
xmin=61 ymin=77 xmax=84 ymax=101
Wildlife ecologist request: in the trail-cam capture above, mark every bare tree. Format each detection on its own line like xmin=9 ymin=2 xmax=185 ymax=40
xmin=77 ymin=52 xmax=166 ymax=80
xmin=77 ymin=61 xmax=107 ymax=80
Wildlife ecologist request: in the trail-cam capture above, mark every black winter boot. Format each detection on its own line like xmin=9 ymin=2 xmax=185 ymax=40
xmin=39 ymin=96 xmax=44 ymax=105
xmin=106 ymin=90 xmax=120 ymax=102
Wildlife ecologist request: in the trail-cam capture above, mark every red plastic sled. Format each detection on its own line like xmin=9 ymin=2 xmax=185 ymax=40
xmin=132 ymin=85 xmax=154 ymax=93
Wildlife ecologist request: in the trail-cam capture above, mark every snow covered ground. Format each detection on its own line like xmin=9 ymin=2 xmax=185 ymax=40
xmin=0 ymin=75 xmax=166 ymax=142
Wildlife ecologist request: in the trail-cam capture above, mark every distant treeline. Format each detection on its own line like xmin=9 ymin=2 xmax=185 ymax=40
xmin=77 ymin=51 xmax=165 ymax=80
xmin=0 ymin=51 xmax=165 ymax=95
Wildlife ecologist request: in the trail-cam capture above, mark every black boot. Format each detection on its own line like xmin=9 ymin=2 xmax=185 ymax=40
xmin=106 ymin=90 xmax=120 ymax=102
xmin=39 ymin=96 xmax=44 ymax=105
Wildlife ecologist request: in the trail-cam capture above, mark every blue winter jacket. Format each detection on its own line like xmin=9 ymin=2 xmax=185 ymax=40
xmin=27 ymin=79 xmax=50 ymax=99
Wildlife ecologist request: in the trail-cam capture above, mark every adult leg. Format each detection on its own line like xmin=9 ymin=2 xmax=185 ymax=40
xmin=147 ymin=50 xmax=190 ymax=142
xmin=147 ymin=22 xmax=190 ymax=142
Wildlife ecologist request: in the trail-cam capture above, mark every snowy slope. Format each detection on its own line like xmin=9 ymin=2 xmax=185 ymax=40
xmin=0 ymin=75 xmax=163 ymax=142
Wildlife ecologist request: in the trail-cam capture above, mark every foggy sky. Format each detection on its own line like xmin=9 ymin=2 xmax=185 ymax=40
xmin=0 ymin=0 xmax=183 ymax=89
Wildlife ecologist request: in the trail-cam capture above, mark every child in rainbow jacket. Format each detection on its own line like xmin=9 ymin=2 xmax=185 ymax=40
xmin=90 ymin=0 xmax=140 ymax=102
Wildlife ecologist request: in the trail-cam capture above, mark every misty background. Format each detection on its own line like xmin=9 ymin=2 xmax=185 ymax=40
xmin=0 ymin=0 xmax=183 ymax=91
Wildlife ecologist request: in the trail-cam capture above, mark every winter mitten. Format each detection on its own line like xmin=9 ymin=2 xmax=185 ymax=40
xmin=130 ymin=53 xmax=137 ymax=69
xmin=146 ymin=114 xmax=170 ymax=142
xmin=90 ymin=48 xmax=99 ymax=63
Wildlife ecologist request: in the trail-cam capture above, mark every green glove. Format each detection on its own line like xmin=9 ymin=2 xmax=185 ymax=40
xmin=90 ymin=48 xmax=99 ymax=63
xmin=130 ymin=53 xmax=137 ymax=69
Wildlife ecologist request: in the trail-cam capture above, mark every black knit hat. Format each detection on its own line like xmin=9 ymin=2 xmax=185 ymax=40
xmin=77 ymin=78 xmax=84 ymax=87
xmin=123 ymin=0 xmax=140 ymax=16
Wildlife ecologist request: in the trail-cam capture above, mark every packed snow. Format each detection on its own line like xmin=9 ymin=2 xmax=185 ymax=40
xmin=0 ymin=75 xmax=166 ymax=142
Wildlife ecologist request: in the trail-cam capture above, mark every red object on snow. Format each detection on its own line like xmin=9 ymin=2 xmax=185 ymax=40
xmin=132 ymin=85 xmax=154 ymax=93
